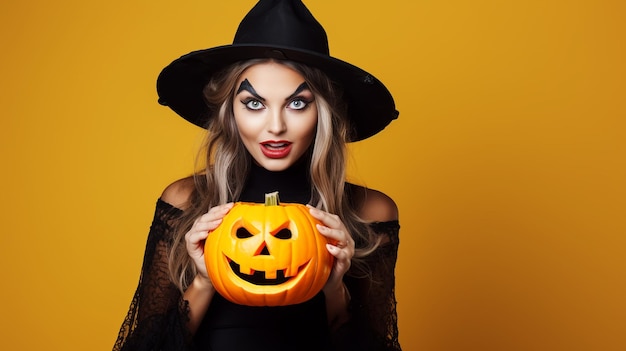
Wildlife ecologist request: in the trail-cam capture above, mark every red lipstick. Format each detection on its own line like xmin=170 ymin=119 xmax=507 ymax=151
xmin=260 ymin=140 xmax=293 ymax=159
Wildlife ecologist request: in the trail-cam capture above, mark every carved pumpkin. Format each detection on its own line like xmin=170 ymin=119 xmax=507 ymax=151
xmin=205 ymin=192 xmax=333 ymax=306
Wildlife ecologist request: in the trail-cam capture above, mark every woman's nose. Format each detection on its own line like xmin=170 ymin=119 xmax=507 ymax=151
xmin=267 ymin=109 xmax=287 ymax=134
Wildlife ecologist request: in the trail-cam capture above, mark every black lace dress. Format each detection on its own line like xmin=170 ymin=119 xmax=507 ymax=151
xmin=113 ymin=163 xmax=401 ymax=351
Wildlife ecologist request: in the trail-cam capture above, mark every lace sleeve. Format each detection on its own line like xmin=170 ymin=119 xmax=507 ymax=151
xmin=113 ymin=199 xmax=193 ymax=351
xmin=333 ymin=220 xmax=402 ymax=351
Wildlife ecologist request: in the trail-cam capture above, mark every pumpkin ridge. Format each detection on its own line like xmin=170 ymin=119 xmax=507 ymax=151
xmin=205 ymin=194 xmax=334 ymax=306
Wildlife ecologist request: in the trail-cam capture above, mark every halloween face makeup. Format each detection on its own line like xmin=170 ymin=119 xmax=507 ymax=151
xmin=233 ymin=61 xmax=317 ymax=171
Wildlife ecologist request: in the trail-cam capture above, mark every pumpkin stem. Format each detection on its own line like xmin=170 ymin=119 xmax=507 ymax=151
xmin=265 ymin=191 xmax=280 ymax=206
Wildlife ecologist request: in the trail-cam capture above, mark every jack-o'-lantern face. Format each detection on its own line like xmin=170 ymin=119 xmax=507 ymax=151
xmin=205 ymin=193 xmax=333 ymax=306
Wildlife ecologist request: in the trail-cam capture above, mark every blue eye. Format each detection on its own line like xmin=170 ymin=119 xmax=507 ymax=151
xmin=243 ymin=99 xmax=264 ymax=110
xmin=288 ymin=99 xmax=308 ymax=110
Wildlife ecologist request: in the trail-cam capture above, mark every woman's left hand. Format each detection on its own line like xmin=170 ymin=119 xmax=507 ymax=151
xmin=308 ymin=205 xmax=354 ymax=327
xmin=307 ymin=206 xmax=355 ymax=288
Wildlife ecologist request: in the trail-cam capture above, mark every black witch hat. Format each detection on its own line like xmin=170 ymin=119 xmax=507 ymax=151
xmin=157 ymin=0 xmax=398 ymax=141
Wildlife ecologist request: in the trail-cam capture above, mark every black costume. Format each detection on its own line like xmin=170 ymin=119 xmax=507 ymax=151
xmin=114 ymin=162 xmax=401 ymax=350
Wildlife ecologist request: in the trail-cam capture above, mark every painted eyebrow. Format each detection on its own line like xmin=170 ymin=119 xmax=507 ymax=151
xmin=236 ymin=79 xmax=310 ymax=102
xmin=236 ymin=79 xmax=264 ymax=101
xmin=286 ymin=82 xmax=310 ymax=101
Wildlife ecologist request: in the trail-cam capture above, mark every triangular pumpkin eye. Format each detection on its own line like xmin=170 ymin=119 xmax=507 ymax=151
xmin=274 ymin=228 xmax=292 ymax=239
xmin=236 ymin=227 xmax=253 ymax=239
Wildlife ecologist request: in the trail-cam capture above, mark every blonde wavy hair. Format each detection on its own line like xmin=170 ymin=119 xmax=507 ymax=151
xmin=168 ymin=59 xmax=379 ymax=292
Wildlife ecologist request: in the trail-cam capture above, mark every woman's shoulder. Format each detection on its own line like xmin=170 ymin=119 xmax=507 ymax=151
xmin=348 ymin=183 xmax=398 ymax=223
xmin=160 ymin=176 xmax=195 ymax=210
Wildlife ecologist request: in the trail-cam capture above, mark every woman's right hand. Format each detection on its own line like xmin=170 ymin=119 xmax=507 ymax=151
xmin=185 ymin=202 xmax=235 ymax=282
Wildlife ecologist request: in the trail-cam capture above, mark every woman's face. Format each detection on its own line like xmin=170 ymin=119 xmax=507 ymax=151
xmin=233 ymin=61 xmax=318 ymax=171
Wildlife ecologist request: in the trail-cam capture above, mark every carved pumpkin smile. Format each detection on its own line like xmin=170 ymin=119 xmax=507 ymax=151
xmin=226 ymin=256 xmax=311 ymax=286
xmin=205 ymin=192 xmax=333 ymax=306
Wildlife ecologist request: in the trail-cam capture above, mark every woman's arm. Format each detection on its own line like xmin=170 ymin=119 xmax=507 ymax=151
xmin=113 ymin=199 xmax=191 ymax=351
xmin=309 ymin=188 xmax=398 ymax=331
xmin=308 ymin=206 xmax=355 ymax=329
xmin=183 ymin=274 xmax=215 ymax=334
xmin=180 ymin=203 xmax=233 ymax=334
xmin=330 ymin=185 xmax=402 ymax=351
xmin=161 ymin=178 xmax=233 ymax=335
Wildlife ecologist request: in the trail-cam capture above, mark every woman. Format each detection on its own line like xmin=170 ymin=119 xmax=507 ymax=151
xmin=114 ymin=1 xmax=400 ymax=350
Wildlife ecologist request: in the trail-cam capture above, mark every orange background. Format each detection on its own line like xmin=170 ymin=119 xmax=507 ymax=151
xmin=1 ymin=0 xmax=624 ymax=350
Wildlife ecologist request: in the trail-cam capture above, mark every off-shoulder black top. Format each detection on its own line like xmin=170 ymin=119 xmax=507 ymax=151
xmin=113 ymin=163 xmax=401 ymax=350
